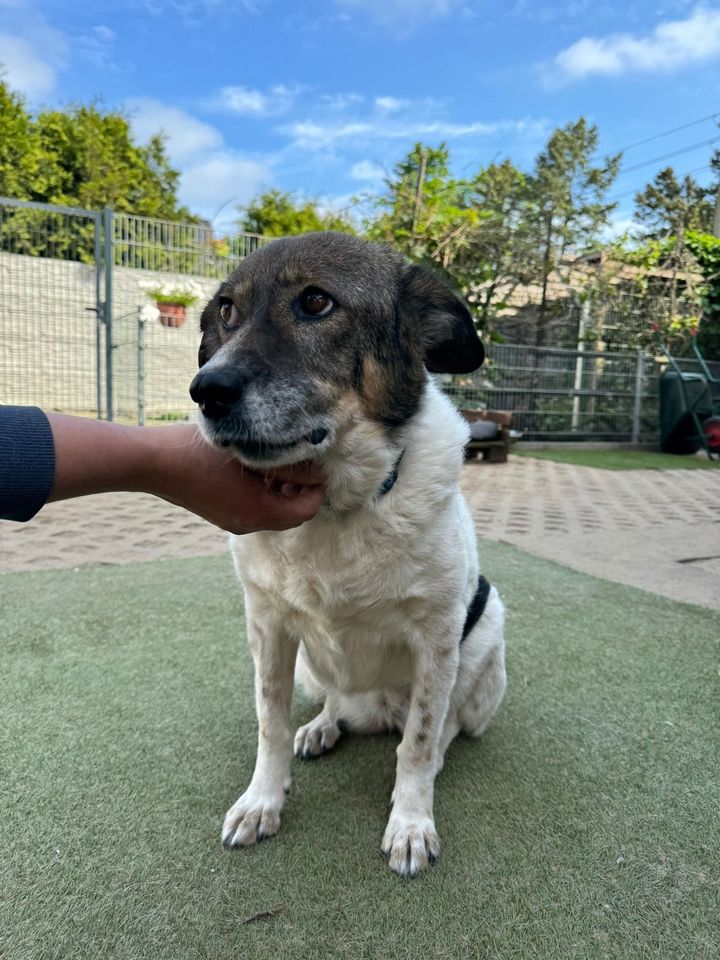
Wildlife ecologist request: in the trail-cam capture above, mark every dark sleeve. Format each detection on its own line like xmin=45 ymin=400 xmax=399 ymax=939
xmin=0 ymin=406 xmax=56 ymax=522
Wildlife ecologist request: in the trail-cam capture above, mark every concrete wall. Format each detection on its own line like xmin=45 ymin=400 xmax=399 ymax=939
xmin=0 ymin=251 xmax=219 ymax=421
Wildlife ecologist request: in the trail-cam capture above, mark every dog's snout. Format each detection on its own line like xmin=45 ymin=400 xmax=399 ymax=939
xmin=189 ymin=367 xmax=244 ymax=421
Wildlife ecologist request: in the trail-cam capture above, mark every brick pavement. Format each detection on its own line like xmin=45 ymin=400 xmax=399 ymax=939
xmin=1 ymin=456 xmax=718 ymax=610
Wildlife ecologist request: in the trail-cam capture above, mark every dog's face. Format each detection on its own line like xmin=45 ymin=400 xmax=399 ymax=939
xmin=190 ymin=232 xmax=484 ymax=466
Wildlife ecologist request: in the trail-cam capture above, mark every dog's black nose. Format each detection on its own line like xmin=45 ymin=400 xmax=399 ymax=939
xmin=189 ymin=367 xmax=244 ymax=421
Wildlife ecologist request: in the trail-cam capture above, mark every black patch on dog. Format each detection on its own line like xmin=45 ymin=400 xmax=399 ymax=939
xmin=461 ymin=575 xmax=492 ymax=642
xmin=377 ymin=450 xmax=405 ymax=497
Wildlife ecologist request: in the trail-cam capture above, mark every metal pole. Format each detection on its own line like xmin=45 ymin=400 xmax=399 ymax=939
xmin=137 ymin=306 xmax=146 ymax=427
xmin=631 ymin=350 xmax=645 ymax=444
xmin=103 ymin=207 xmax=114 ymax=421
xmin=571 ymin=300 xmax=589 ymax=433
xmin=94 ymin=213 xmax=103 ymax=419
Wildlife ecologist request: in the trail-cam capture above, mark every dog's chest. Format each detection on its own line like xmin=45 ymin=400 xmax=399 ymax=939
xmin=232 ymin=518 xmax=432 ymax=691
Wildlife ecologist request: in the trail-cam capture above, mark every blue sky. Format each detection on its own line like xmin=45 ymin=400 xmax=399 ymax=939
xmin=1 ymin=0 xmax=719 ymax=233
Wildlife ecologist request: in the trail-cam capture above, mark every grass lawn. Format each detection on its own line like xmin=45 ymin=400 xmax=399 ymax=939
xmin=516 ymin=448 xmax=720 ymax=470
xmin=2 ymin=546 xmax=719 ymax=960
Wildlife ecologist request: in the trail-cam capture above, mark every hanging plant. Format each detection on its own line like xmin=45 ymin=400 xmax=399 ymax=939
xmin=139 ymin=279 xmax=203 ymax=328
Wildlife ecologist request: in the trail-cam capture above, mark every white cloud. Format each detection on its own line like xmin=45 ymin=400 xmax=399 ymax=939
xmin=375 ymin=96 xmax=407 ymax=112
xmin=0 ymin=10 xmax=117 ymax=98
xmin=73 ymin=22 xmax=116 ymax=68
xmin=553 ymin=4 xmax=720 ymax=81
xmin=0 ymin=33 xmax=57 ymax=97
xmin=350 ymin=159 xmax=386 ymax=180
xmin=93 ymin=25 xmax=115 ymax=43
xmin=124 ymin=96 xmax=270 ymax=226
xmin=126 ymin=97 xmax=223 ymax=162
xmin=283 ymin=115 xmax=538 ymax=150
xmin=320 ymin=92 xmax=364 ymax=111
xmin=180 ymin=152 xmax=270 ymax=228
xmin=217 ymin=83 xmax=299 ymax=116
xmin=285 ymin=120 xmax=373 ymax=148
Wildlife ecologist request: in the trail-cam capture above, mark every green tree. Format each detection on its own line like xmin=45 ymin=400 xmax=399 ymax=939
xmin=685 ymin=230 xmax=720 ymax=359
xmin=237 ymin=190 xmax=355 ymax=237
xmin=368 ymin=143 xmax=477 ymax=273
xmin=368 ymin=126 xmax=619 ymax=345
xmin=34 ymin=103 xmax=190 ymax=218
xmin=525 ymin=118 xmax=620 ymax=347
xmin=634 ymin=165 xmax=715 ymax=241
xmin=0 ymin=75 xmax=190 ymax=218
xmin=0 ymin=77 xmax=43 ymax=198
xmin=0 ymin=77 xmax=194 ymax=264
xmin=461 ymin=159 xmax=534 ymax=331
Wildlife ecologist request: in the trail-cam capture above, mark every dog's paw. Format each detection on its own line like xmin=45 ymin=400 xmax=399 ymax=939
xmin=222 ymin=787 xmax=284 ymax=848
xmin=294 ymin=715 xmax=342 ymax=759
xmin=381 ymin=813 xmax=440 ymax=877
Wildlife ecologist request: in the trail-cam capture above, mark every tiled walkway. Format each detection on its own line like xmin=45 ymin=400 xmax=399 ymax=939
xmin=2 ymin=456 xmax=718 ymax=610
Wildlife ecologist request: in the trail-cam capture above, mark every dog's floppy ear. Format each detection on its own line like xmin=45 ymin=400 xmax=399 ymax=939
xmin=197 ymin=299 xmax=218 ymax=368
xmin=400 ymin=265 xmax=484 ymax=374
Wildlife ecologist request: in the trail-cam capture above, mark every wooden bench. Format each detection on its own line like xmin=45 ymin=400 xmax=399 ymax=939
xmin=462 ymin=410 xmax=514 ymax=463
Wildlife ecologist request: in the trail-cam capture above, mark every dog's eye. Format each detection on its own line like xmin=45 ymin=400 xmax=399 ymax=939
xmin=299 ymin=287 xmax=334 ymax=318
xmin=219 ymin=299 xmax=241 ymax=330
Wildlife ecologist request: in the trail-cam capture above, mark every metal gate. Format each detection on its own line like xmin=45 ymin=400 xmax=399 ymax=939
xmin=0 ymin=196 xmax=113 ymax=419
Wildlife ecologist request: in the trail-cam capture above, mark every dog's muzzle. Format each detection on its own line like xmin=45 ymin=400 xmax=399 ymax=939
xmin=189 ymin=367 xmax=328 ymax=456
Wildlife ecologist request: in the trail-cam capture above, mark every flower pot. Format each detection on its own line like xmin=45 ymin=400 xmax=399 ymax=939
xmin=157 ymin=301 xmax=187 ymax=328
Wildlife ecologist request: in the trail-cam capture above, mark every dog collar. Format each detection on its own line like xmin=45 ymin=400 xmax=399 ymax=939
xmin=377 ymin=450 xmax=405 ymax=497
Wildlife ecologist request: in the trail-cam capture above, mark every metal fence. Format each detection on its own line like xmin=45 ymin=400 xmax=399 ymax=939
xmin=444 ymin=344 xmax=662 ymax=443
xmin=445 ymin=346 xmax=719 ymax=442
xmin=3 ymin=195 xmax=718 ymax=443
xmin=113 ymin=213 xmax=269 ymax=277
xmin=0 ymin=196 xmax=266 ymax=421
xmin=0 ymin=198 xmax=109 ymax=418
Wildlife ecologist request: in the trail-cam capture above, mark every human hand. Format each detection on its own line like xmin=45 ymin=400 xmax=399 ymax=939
xmin=149 ymin=425 xmax=326 ymax=534
xmin=46 ymin=416 xmax=325 ymax=534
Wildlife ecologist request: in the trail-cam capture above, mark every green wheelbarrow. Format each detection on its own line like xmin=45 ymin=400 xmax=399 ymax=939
xmin=659 ymin=339 xmax=720 ymax=460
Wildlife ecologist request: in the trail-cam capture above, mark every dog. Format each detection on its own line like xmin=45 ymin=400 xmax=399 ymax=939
xmin=189 ymin=232 xmax=506 ymax=877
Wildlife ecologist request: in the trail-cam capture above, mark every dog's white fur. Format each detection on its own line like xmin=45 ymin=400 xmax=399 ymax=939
xmin=222 ymin=378 xmax=506 ymax=876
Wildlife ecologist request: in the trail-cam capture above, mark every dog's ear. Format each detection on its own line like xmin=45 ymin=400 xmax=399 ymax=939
xmin=400 ymin=266 xmax=484 ymax=374
xmin=198 ymin=336 xmax=209 ymax=368
xmin=197 ymin=299 xmax=217 ymax=368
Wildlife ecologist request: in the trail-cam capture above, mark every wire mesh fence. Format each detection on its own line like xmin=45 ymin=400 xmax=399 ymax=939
xmin=113 ymin=213 xmax=270 ymax=277
xmin=0 ymin=199 xmax=105 ymax=417
xmin=442 ymin=344 xmax=663 ymax=442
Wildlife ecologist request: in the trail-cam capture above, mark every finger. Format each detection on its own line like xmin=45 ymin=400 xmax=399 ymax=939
xmin=264 ymin=461 xmax=326 ymax=485
xmin=272 ymin=486 xmax=326 ymax=524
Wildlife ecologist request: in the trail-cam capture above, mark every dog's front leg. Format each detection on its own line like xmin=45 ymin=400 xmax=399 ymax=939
xmin=222 ymin=604 xmax=298 ymax=849
xmin=382 ymin=628 xmax=460 ymax=877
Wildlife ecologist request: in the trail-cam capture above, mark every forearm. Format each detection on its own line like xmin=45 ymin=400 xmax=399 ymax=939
xmin=47 ymin=414 xmax=167 ymax=501
xmin=45 ymin=416 xmax=325 ymax=533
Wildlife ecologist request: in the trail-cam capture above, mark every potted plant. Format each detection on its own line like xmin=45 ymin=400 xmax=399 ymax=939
xmin=139 ymin=279 xmax=203 ymax=328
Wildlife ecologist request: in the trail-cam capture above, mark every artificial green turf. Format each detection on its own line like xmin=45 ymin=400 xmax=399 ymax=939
xmin=1 ymin=547 xmax=719 ymax=960
xmin=516 ymin=448 xmax=720 ymax=470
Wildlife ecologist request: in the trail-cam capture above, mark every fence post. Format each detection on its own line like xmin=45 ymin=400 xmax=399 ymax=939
xmin=94 ymin=212 xmax=103 ymax=419
xmin=102 ymin=206 xmax=114 ymax=421
xmin=571 ymin=300 xmax=590 ymax=433
xmin=631 ymin=350 xmax=645 ymax=444
xmin=137 ymin=305 xmax=146 ymax=427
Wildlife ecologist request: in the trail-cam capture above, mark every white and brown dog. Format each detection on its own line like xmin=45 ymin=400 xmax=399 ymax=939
xmin=190 ymin=232 xmax=506 ymax=876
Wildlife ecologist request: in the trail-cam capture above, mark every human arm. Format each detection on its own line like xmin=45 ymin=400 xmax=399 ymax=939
xmin=1 ymin=408 xmax=325 ymax=533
